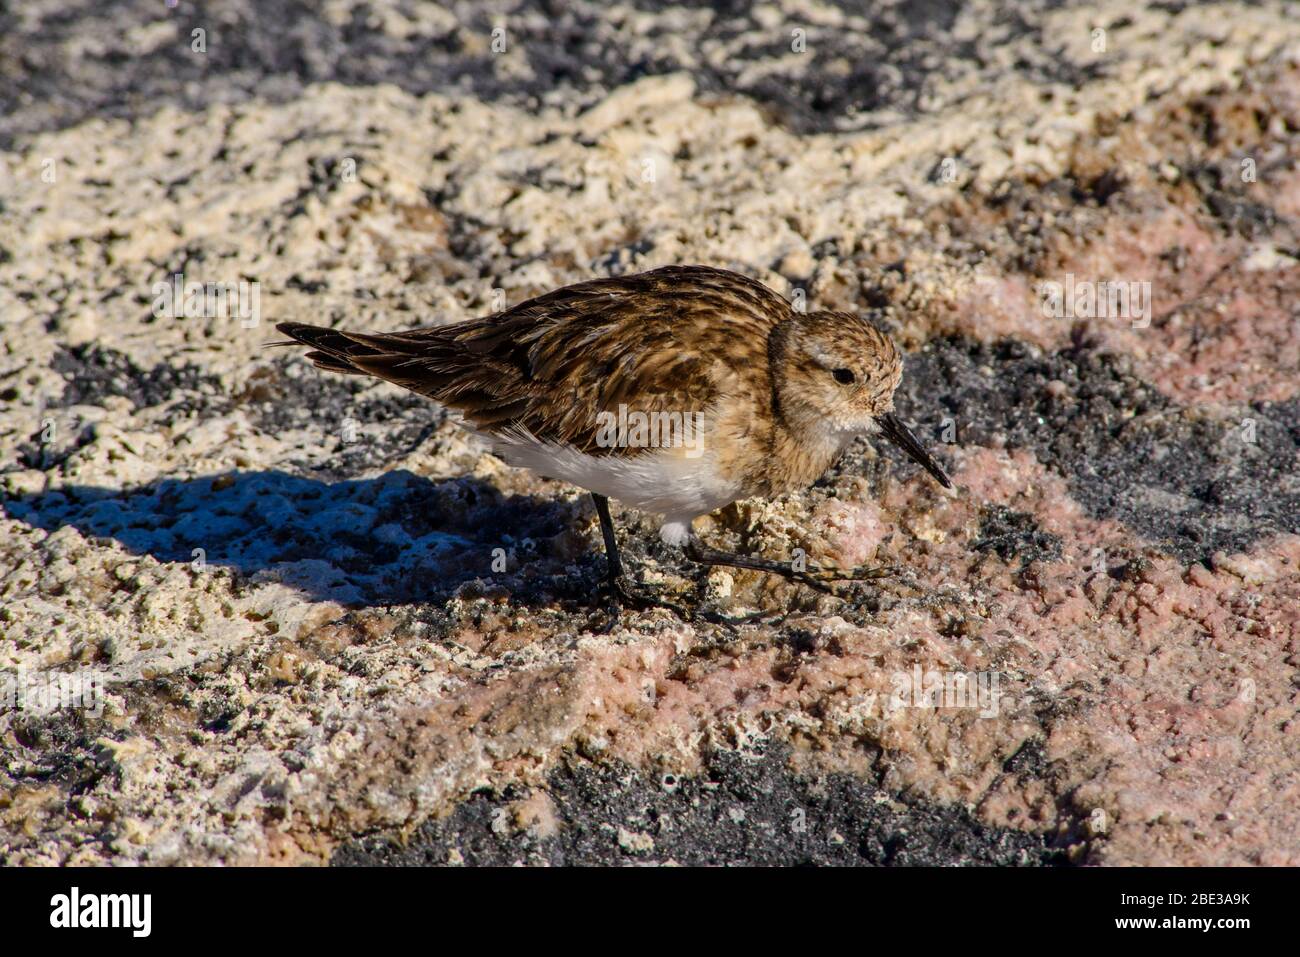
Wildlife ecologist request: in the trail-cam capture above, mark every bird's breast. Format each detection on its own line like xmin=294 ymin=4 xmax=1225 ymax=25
xmin=486 ymin=429 xmax=744 ymax=518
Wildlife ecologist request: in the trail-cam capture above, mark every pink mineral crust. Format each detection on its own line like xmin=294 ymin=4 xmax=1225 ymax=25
xmin=279 ymin=448 xmax=1295 ymax=866
xmin=947 ymin=274 xmax=1054 ymax=349
xmin=926 ymin=68 xmax=1300 ymax=407
xmin=934 ymin=453 xmax=1300 ymax=865
xmin=939 ymin=170 xmax=1300 ymax=408
xmin=1051 ymin=198 xmax=1300 ymax=406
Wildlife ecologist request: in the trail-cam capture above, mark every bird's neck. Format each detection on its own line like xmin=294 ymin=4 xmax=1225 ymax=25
xmin=762 ymin=417 xmax=853 ymax=495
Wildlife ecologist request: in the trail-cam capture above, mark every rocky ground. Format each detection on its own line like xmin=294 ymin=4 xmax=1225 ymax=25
xmin=1 ymin=0 xmax=1297 ymax=866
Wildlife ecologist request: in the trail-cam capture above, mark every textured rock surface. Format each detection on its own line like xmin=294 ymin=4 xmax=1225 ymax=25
xmin=1 ymin=1 xmax=1297 ymax=866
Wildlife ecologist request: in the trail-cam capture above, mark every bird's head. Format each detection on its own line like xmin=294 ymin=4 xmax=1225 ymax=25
xmin=771 ymin=310 xmax=952 ymax=488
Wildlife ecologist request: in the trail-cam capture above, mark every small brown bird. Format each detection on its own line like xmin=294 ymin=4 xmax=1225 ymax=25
xmin=275 ymin=265 xmax=951 ymax=606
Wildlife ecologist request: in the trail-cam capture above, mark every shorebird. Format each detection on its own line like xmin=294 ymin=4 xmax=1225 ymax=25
xmin=275 ymin=265 xmax=952 ymax=607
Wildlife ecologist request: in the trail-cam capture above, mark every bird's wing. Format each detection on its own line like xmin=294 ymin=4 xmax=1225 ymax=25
xmin=276 ymin=266 xmax=789 ymax=454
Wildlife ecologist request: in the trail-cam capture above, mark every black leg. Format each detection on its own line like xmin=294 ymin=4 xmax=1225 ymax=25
xmin=590 ymin=494 xmax=685 ymax=616
xmin=591 ymin=493 xmax=623 ymax=583
xmin=685 ymin=535 xmax=893 ymax=594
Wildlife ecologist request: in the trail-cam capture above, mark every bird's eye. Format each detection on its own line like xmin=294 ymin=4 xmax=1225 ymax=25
xmin=832 ymin=368 xmax=856 ymax=385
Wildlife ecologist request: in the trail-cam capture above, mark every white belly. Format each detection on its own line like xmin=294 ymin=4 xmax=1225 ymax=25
xmin=485 ymin=429 xmax=742 ymax=544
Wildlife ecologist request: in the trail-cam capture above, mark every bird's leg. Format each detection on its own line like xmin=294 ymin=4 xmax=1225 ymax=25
xmin=592 ymin=492 xmax=624 ymax=582
xmin=591 ymin=494 xmax=684 ymax=614
xmin=684 ymin=535 xmax=894 ymax=595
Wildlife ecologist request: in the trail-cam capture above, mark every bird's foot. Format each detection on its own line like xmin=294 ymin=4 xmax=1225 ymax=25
xmin=798 ymin=563 xmax=897 ymax=584
xmin=600 ymin=574 xmax=688 ymax=618
xmin=685 ymin=537 xmax=893 ymax=596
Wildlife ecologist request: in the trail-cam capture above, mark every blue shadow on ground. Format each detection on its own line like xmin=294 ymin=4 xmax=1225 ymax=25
xmin=3 ymin=469 xmax=579 ymax=607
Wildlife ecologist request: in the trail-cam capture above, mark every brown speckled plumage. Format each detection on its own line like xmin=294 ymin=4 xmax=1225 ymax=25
xmin=276 ymin=265 xmax=951 ymax=606
xmin=282 ymin=267 xmax=776 ymax=446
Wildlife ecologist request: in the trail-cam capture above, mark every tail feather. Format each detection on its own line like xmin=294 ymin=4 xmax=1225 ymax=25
xmin=273 ymin=319 xmax=535 ymax=433
xmin=275 ymin=320 xmax=466 ymax=398
xmin=275 ymin=321 xmax=389 ymax=362
xmin=304 ymin=350 xmax=368 ymax=375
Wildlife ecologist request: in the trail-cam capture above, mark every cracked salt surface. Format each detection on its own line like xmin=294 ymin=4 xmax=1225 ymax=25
xmin=6 ymin=470 xmax=477 ymax=606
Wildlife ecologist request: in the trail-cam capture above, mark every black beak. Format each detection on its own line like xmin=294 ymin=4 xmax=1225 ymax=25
xmin=877 ymin=414 xmax=953 ymax=489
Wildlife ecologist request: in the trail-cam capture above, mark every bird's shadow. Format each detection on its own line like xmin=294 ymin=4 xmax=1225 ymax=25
xmin=2 ymin=469 xmax=598 ymax=609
